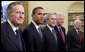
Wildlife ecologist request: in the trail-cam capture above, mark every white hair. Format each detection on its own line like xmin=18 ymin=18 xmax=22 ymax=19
xmin=74 ymin=19 xmax=81 ymax=25
xmin=56 ymin=12 xmax=64 ymax=19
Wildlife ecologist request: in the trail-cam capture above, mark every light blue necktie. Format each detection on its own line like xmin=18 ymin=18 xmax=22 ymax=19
xmin=52 ymin=29 xmax=57 ymax=41
xmin=38 ymin=27 xmax=43 ymax=40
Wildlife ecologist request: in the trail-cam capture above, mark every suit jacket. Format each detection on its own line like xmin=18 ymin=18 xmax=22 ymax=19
xmin=54 ymin=26 xmax=67 ymax=51
xmin=67 ymin=28 xmax=84 ymax=51
xmin=22 ymin=22 xmax=45 ymax=51
xmin=1 ymin=21 xmax=26 ymax=51
xmin=42 ymin=26 xmax=60 ymax=51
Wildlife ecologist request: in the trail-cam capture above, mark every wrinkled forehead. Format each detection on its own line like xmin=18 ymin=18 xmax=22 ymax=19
xmin=11 ymin=5 xmax=24 ymax=12
xmin=58 ymin=15 xmax=64 ymax=20
xmin=49 ymin=14 xmax=56 ymax=18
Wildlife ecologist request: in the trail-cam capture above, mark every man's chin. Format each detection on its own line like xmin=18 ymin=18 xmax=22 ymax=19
xmin=40 ymin=22 xmax=44 ymax=24
xmin=18 ymin=22 xmax=23 ymax=25
xmin=60 ymin=24 xmax=63 ymax=26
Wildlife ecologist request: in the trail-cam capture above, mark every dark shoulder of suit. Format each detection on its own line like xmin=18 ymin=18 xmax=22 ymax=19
xmin=1 ymin=21 xmax=25 ymax=51
xmin=67 ymin=28 xmax=84 ymax=51
xmin=42 ymin=26 xmax=60 ymax=51
xmin=22 ymin=22 xmax=45 ymax=51
xmin=54 ymin=26 xmax=67 ymax=51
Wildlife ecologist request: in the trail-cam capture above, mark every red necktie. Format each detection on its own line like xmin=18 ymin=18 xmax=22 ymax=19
xmin=78 ymin=31 xmax=82 ymax=43
xmin=59 ymin=27 xmax=65 ymax=44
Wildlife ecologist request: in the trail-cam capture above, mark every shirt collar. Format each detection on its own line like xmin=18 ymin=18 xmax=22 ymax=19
xmin=32 ymin=20 xmax=40 ymax=33
xmin=74 ymin=26 xmax=79 ymax=34
xmin=32 ymin=20 xmax=40 ymax=28
xmin=47 ymin=24 xmax=54 ymax=32
xmin=8 ymin=20 xmax=19 ymax=32
xmin=56 ymin=24 xmax=61 ymax=31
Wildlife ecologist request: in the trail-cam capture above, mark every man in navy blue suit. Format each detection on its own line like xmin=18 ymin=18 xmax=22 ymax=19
xmin=54 ymin=12 xmax=67 ymax=51
xmin=23 ymin=7 xmax=45 ymax=51
xmin=1 ymin=2 xmax=26 ymax=51
xmin=42 ymin=13 xmax=60 ymax=51
xmin=67 ymin=19 xmax=84 ymax=51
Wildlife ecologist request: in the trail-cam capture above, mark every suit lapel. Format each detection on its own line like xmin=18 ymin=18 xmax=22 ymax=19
xmin=55 ymin=26 xmax=65 ymax=44
xmin=61 ymin=27 xmax=65 ymax=35
xmin=30 ymin=22 xmax=42 ymax=41
xmin=6 ymin=21 xmax=21 ymax=50
xmin=45 ymin=26 xmax=59 ymax=46
xmin=73 ymin=28 xmax=80 ymax=41
xmin=45 ymin=26 xmax=54 ymax=38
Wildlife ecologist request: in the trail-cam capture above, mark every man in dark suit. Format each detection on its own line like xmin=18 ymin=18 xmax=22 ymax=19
xmin=1 ymin=2 xmax=26 ymax=51
xmin=54 ymin=12 xmax=67 ymax=51
xmin=23 ymin=7 xmax=45 ymax=51
xmin=67 ymin=19 xmax=84 ymax=51
xmin=42 ymin=13 xmax=60 ymax=51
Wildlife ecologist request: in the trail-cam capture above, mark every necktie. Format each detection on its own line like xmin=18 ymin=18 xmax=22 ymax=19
xmin=52 ymin=29 xmax=57 ymax=41
xmin=78 ymin=31 xmax=82 ymax=43
xmin=59 ymin=27 xmax=65 ymax=44
xmin=38 ymin=27 xmax=43 ymax=40
xmin=15 ymin=29 xmax=23 ymax=51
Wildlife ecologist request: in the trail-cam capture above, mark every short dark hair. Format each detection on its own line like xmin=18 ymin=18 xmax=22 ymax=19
xmin=32 ymin=7 xmax=44 ymax=14
xmin=7 ymin=2 xmax=22 ymax=13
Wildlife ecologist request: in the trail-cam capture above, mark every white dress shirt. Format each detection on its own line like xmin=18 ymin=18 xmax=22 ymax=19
xmin=8 ymin=20 xmax=19 ymax=35
xmin=74 ymin=26 xmax=79 ymax=35
xmin=32 ymin=20 xmax=40 ymax=33
xmin=46 ymin=24 xmax=54 ymax=33
xmin=56 ymin=25 xmax=64 ymax=35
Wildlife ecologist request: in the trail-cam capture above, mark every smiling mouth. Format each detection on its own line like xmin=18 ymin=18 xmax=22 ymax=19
xmin=18 ymin=18 xmax=24 ymax=20
xmin=40 ymin=19 xmax=44 ymax=21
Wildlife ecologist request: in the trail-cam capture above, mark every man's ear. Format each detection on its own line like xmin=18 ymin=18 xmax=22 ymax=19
xmin=31 ymin=14 xmax=33 ymax=18
xmin=32 ymin=14 xmax=35 ymax=19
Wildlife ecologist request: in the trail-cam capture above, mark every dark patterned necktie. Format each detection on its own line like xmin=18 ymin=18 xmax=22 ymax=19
xmin=52 ymin=29 xmax=57 ymax=41
xmin=15 ymin=29 xmax=23 ymax=51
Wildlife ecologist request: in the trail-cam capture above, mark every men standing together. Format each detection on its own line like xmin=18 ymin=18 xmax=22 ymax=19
xmin=1 ymin=2 xmax=84 ymax=51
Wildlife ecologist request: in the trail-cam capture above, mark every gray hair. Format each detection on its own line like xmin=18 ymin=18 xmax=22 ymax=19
xmin=74 ymin=19 xmax=81 ymax=25
xmin=44 ymin=13 xmax=56 ymax=24
xmin=56 ymin=12 xmax=64 ymax=19
xmin=7 ymin=2 xmax=22 ymax=13
xmin=44 ymin=13 xmax=56 ymax=21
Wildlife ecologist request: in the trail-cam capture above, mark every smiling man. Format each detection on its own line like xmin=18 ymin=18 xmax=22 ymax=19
xmin=67 ymin=19 xmax=84 ymax=51
xmin=42 ymin=13 xmax=60 ymax=51
xmin=1 ymin=2 xmax=26 ymax=51
xmin=54 ymin=12 xmax=67 ymax=51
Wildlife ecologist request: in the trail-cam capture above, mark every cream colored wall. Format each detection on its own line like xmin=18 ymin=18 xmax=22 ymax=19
xmin=28 ymin=1 xmax=84 ymax=33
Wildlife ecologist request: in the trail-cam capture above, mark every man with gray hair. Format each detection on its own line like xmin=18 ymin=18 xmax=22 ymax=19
xmin=1 ymin=2 xmax=26 ymax=51
xmin=54 ymin=12 xmax=67 ymax=51
xmin=42 ymin=13 xmax=60 ymax=51
xmin=67 ymin=19 xmax=84 ymax=51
